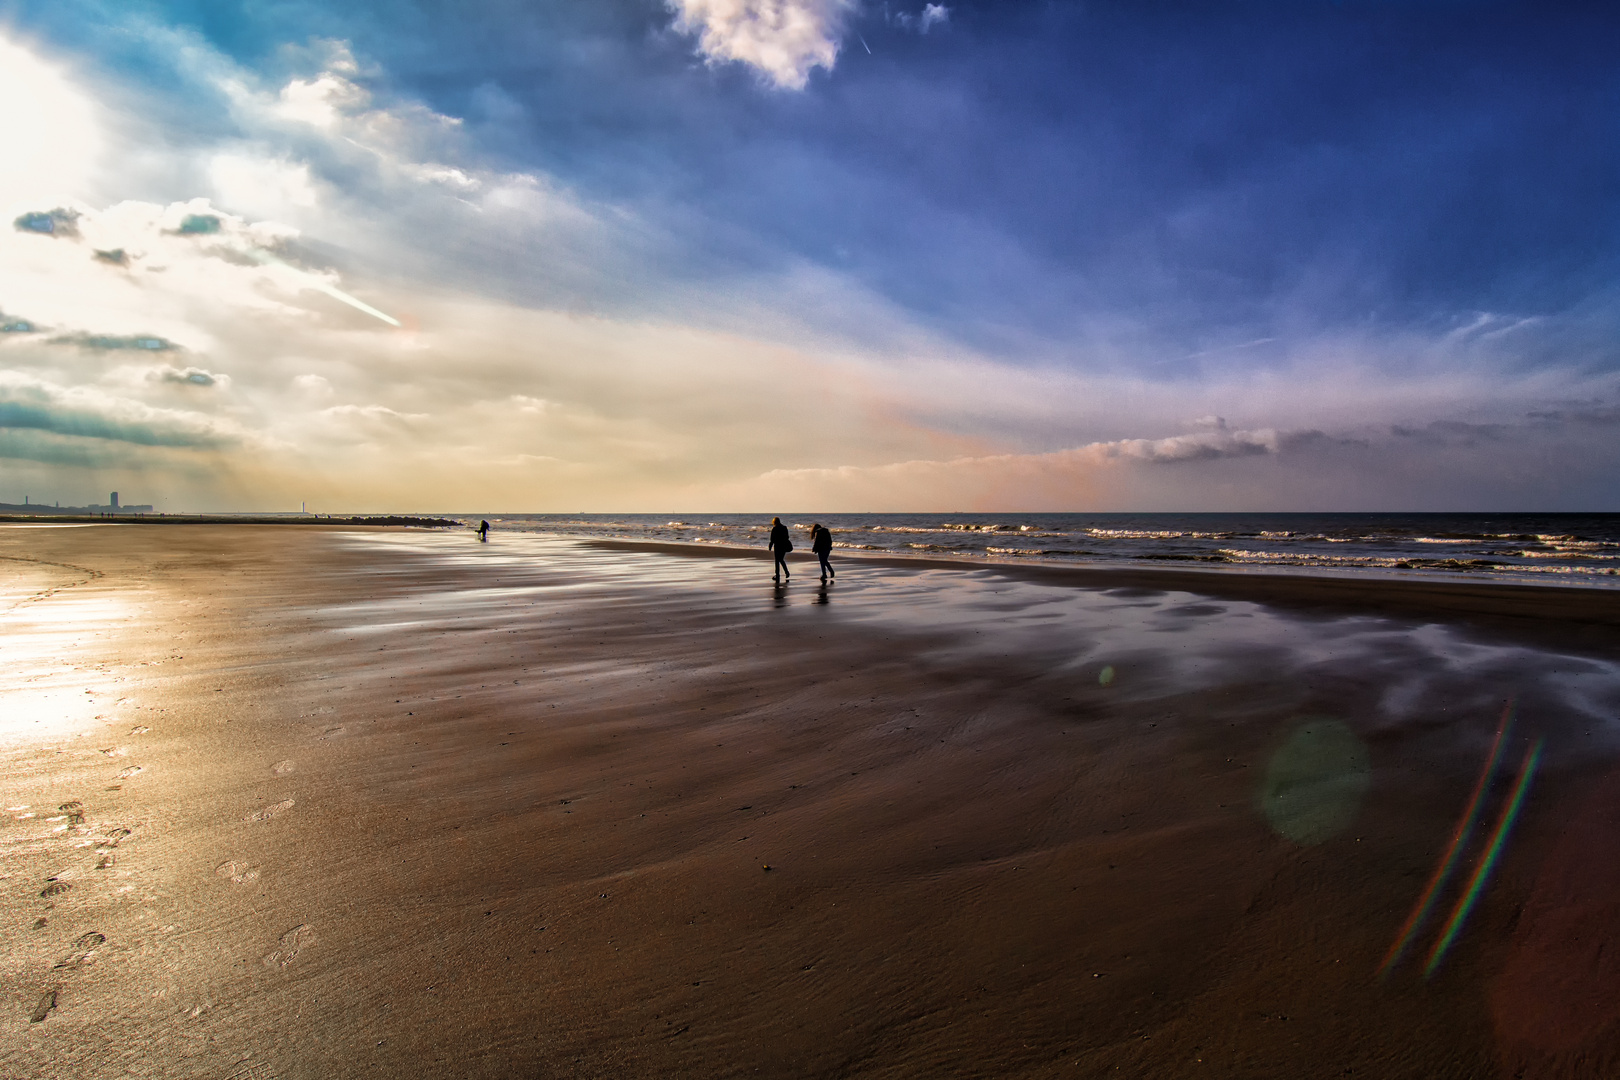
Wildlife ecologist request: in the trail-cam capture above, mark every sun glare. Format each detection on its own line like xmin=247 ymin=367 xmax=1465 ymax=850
xmin=0 ymin=33 xmax=101 ymax=206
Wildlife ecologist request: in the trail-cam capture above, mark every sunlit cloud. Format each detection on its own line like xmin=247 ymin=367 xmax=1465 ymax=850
xmin=0 ymin=35 xmax=100 ymax=205
xmin=669 ymin=0 xmax=857 ymax=89
xmin=891 ymin=4 xmax=948 ymax=34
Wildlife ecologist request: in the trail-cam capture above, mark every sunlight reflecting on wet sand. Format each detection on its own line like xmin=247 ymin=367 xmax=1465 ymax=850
xmin=0 ymin=563 xmax=130 ymax=745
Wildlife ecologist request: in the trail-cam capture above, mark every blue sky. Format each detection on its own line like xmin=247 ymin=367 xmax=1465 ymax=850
xmin=1 ymin=0 xmax=1618 ymax=510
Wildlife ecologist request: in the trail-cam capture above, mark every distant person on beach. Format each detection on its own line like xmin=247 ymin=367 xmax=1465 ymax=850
xmin=810 ymin=523 xmax=834 ymax=581
xmin=768 ymin=517 xmax=792 ymax=582
xmin=477 ymin=520 xmax=489 ymax=542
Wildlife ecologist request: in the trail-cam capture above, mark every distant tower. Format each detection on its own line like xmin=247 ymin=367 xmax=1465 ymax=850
xmin=110 ymin=492 xmax=119 ymax=510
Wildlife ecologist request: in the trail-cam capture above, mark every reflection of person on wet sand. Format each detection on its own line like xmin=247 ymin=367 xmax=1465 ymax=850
xmin=810 ymin=523 xmax=834 ymax=582
xmin=477 ymin=520 xmax=489 ymax=542
xmin=767 ymin=517 xmax=792 ymax=582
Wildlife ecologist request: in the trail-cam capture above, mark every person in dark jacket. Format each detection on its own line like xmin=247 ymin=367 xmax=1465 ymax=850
xmin=768 ymin=517 xmax=792 ymax=582
xmin=810 ymin=522 xmax=834 ymax=581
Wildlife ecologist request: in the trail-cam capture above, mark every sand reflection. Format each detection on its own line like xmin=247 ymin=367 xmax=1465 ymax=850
xmin=0 ymin=557 xmax=128 ymax=744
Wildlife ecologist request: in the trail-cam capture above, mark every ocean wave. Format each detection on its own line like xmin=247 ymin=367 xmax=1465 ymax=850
xmin=1086 ymin=528 xmax=1235 ymax=540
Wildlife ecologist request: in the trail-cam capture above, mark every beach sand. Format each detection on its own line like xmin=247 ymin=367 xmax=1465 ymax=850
xmin=3 ymin=524 xmax=1620 ymax=1079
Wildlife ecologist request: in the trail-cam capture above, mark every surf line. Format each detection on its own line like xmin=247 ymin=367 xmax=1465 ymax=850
xmin=1378 ymin=700 xmax=1515 ymax=978
xmin=1423 ymin=738 xmax=1544 ymax=978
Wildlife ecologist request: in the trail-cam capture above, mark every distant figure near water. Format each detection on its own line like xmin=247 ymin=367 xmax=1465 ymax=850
xmin=477 ymin=520 xmax=490 ymax=542
xmin=767 ymin=517 xmax=792 ymax=582
xmin=810 ymin=523 xmax=834 ymax=582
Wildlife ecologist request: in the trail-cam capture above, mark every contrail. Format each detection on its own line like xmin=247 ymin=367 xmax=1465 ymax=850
xmin=249 ymin=249 xmax=402 ymax=327
xmin=858 ymin=34 xmax=872 ymax=54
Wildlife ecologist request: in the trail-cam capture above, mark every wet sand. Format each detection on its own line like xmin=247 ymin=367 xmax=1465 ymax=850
xmin=3 ymin=525 xmax=1620 ymax=1079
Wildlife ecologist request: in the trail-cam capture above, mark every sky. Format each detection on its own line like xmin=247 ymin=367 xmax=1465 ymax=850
xmin=1 ymin=0 xmax=1618 ymax=512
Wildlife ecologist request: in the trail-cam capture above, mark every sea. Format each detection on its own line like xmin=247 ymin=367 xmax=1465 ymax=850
xmin=463 ymin=513 xmax=1620 ymax=588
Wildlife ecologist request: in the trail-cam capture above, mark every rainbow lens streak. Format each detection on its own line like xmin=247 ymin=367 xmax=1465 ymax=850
xmin=1378 ymin=702 xmax=1515 ymax=977
xmin=1423 ymin=738 xmax=1544 ymax=978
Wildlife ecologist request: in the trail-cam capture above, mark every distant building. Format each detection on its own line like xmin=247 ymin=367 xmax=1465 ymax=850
xmin=0 ymin=496 xmax=150 ymax=515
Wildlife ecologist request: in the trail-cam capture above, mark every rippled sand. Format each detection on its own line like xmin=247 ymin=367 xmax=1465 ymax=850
xmin=3 ymin=525 xmax=1619 ymax=1078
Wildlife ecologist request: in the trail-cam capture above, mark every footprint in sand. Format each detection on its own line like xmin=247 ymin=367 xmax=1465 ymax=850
xmin=129 ymin=726 xmax=150 ymax=735
xmin=223 ymin=1057 xmax=275 ymax=1080
xmin=58 ymin=801 xmax=85 ymax=826
xmin=98 ymin=827 xmax=131 ymax=849
xmin=53 ymin=932 xmax=105 ymax=970
xmin=114 ymin=766 xmax=143 ymax=780
xmin=40 ymin=880 xmax=72 ymax=898
xmin=263 ymin=924 xmax=313 ymax=968
xmin=245 ymin=800 xmax=294 ymax=823
xmin=271 ymin=760 xmax=295 ymax=775
xmin=215 ymin=860 xmax=261 ymax=884
xmin=29 ymin=989 xmax=57 ymax=1023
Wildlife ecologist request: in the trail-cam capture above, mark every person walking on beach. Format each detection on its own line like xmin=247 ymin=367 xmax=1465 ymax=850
xmin=768 ymin=516 xmax=792 ymax=582
xmin=810 ymin=522 xmax=834 ymax=582
xmin=477 ymin=519 xmax=490 ymax=542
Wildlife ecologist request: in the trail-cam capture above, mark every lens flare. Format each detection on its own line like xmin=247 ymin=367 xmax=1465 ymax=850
xmin=1258 ymin=718 xmax=1370 ymax=845
xmin=1424 ymin=739 xmax=1544 ymax=978
xmin=1379 ymin=701 xmax=1515 ymax=977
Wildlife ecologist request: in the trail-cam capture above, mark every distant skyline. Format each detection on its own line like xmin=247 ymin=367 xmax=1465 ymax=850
xmin=2 ymin=1 xmax=1618 ymax=512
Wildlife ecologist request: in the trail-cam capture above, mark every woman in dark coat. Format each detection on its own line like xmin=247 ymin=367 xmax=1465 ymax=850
xmin=810 ymin=523 xmax=834 ymax=581
xmin=768 ymin=517 xmax=792 ymax=582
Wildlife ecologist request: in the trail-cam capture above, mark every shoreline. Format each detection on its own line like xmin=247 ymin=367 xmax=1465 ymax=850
xmin=580 ymin=537 xmax=1620 ymax=657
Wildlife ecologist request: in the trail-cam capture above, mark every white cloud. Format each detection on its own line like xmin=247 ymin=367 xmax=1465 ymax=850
xmin=0 ymin=194 xmax=355 ymax=350
xmin=668 ymin=0 xmax=857 ymax=90
xmin=208 ymin=154 xmax=318 ymax=215
xmin=728 ymin=421 xmax=1285 ymax=508
xmin=0 ymin=35 xmax=101 ymax=205
xmin=293 ymin=373 xmax=334 ymax=398
xmin=400 ymin=163 xmax=480 ymax=192
xmin=511 ymin=394 xmax=550 ymax=415
xmin=275 ymin=71 xmax=368 ymax=129
xmin=323 ymin=403 xmax=423 ymax=422
xmin=1092 ymin=417 xmax=1280 ymax=462
xmin=892 ymin=4 xmax=948 ymax=33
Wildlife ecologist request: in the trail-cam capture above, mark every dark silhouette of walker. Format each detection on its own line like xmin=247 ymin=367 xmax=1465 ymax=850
xmin=810 ymin=523 xmax=834 ymax=581
xmin=477 ymin=519 xmax=490 ymax=542
xmin=767 ymin=517 xmax=792 ymax=582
